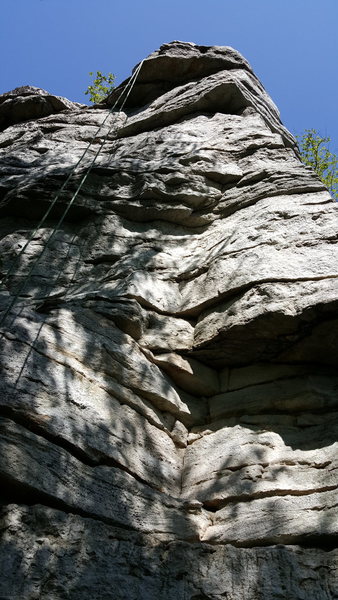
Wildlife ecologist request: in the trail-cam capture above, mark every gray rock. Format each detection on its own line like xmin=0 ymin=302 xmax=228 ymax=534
xmin=149 ymin=351 xmax=219 ymax=396
xmin=183 ymin=420 xmax=338 ymax=506
xmin=0 ymin=85 xmax=83 ymax=131
xmin=0 ymin=40 xmax=337 ymax=598
xmin=209 ymin=373 xmax=338 ymax=419
xmin=0 ymin=417 xmax=209 ymax=538
xmin=203 ymin=489 xmax=338 ymax=545
xmin=1 ymin=504 xmax=337 ymax=600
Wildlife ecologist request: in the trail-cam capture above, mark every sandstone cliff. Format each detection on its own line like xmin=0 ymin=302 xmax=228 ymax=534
xmin=0 ymin=41 xmax=337 ymax=599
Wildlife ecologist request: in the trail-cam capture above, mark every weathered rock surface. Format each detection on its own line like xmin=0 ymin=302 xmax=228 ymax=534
xmin=1 ymin=505 xmax=338 ymax=600
xmin=0 ymin=85 xmax=83 ymax=132
xmin=0 ymin=41 xmax=337 ymax=598
xmin=1 ymin=504 xmax=337 ymax=600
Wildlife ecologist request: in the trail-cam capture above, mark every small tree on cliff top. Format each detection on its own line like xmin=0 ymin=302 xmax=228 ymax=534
xmin=298 ymin=129 xmax=338 ymax=200
xmin=85 ymin=71 xmax=115 ymax=104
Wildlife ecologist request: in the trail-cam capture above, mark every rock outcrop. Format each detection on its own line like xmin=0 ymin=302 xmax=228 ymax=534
xmin=0 ymin=41 xmax=337 ymax=599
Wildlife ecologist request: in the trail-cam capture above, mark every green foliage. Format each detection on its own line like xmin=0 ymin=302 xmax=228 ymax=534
xmin=85 ymin=71 xmax=115 ymax=104
xmin=297 ymin=129 xmax=338 ymax=200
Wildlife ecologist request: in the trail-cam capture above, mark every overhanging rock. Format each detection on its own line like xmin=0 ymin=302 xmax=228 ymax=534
xmin=0 ymin=41 xmax=338 ymax=599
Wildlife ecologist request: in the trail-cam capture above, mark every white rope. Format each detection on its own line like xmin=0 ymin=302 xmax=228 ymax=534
xmin=0 ymin=60 xmax=143 ymax=330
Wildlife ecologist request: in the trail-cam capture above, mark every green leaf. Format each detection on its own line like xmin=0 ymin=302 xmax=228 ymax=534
xmin=297 ymin=129 xmax=338 ymax=200
xmin=84 ymin=70 xmax=116 ymax=104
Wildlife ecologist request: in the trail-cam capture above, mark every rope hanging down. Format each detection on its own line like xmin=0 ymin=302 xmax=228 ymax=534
xmin=0 ymin=60 xmax=144 ymax=331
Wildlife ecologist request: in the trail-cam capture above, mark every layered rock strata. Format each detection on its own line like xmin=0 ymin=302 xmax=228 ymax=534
xmin=0 ymin=41 xmax=337 ymax=599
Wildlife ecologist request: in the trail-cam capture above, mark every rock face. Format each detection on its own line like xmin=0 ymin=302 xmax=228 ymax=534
xmin=0 ymin=41 xmax=337 ymax=599
xmin=0 ymin=85 xmax=82 ymax=132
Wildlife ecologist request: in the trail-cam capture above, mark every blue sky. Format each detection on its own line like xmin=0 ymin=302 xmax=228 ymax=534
xmin=1 ymin=0 xmax=338 ymax=150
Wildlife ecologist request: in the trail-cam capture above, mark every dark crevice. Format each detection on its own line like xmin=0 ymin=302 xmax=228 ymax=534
xmin=0 ymin=406 xmax=97 ymax=466
xmin=292 ymin=536 xmax=338 ymax=551
xmin=84 ymin=254 xmax=120 ymax=266
xmin=1 ymin=491 xmax=337 ymax=551
xmin=0 ymin=474 xmax=135 ymax=533
xmin=201 ymin=484 xmax=338 ymax=512
xmin=0 ymin=194 xmax=95 ymax=223
xmin=204 ymin=534 xmax=338 ymax=551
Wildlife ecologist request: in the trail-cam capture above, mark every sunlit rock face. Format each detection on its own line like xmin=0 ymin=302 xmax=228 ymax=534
xmin=0 ymin=41 xmax=338 ymax=599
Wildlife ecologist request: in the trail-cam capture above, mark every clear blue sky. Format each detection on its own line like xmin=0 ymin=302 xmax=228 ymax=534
xmin=1 ymin=0 xmax=338 ymax=150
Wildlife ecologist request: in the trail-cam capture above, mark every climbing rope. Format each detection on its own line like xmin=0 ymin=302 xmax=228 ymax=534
xmin=0 ymin=60 xmax=143 ymax=331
